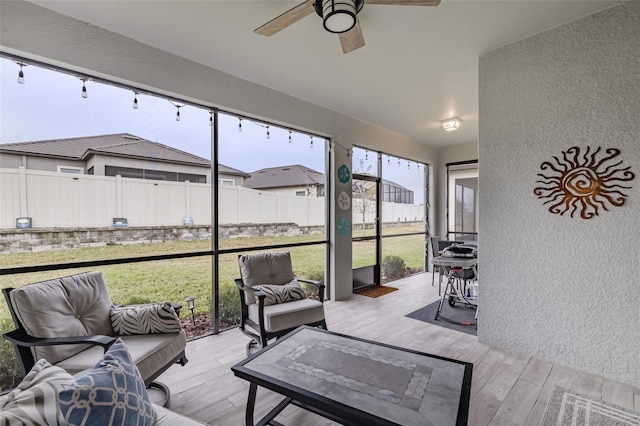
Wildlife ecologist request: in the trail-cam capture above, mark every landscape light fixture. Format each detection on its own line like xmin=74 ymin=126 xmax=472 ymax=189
xmin=317 ymin=0 xmax=364 ymax=34
xmin=441 ymin=117 xmax=462 ymax=131
xmin=17 ymin=63 xmax=26 ymax=84
xmin=184 ymin=296 xmax=196 ymax=325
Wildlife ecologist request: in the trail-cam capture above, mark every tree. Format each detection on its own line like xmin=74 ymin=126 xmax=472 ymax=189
xmin=352 ymin=159 xmax=377 ymax=236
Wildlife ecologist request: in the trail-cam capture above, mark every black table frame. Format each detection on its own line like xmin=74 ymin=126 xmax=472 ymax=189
xmin=231 ymin=326 xmax=473 ymax=426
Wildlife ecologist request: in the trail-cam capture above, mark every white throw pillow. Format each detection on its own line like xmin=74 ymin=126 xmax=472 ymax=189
xmin=0 ymin=359 xmax=75 ymax=426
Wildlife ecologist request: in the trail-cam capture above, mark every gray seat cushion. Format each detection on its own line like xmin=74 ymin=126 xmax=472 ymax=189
xmin=248 ymin=298 xmax=325 ymax=333
xmin=55 ymin=331 xmax=187 ymax=381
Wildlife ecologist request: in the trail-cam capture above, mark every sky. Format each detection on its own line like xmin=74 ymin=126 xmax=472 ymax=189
xmin=0 ymin=57 xmax=425 ymax=203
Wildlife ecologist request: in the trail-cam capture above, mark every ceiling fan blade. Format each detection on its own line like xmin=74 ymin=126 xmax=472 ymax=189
xmin=339 ymin=21 xmax=365 ymax=54
xmin=365 ymin=0 xmax=441 ymax=5
xmin=254 ymin=0 xmax=316 ymax=36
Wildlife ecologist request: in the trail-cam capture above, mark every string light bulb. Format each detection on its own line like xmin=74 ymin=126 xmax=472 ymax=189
xmin=387 ymin=156 xmax=391 ymax=165
xmin=175 ymin=106 xmax=181 ymax=121
xmin=132 ymin=92 xmax=139 ymax=109
xmin=266 ymin=126 xmax=270 ymax=140
xmin=365 ymin=151 xmax=368 ymax=161
xmin=17 ymin=63 xmax=25 ymax=85
xmin=209 ymin=111 xmax=213 ymax=127
xmin=238 ymin=118 xmax=243 ymax=132
xmin=398 ymin=159 xmax=401 ymax=167
xmin=81 ymin=79 xmax=88 ymax=98
xmin=310 ymin=136 xmax=314 ymax=148
xmin=289 ymin=131 xmax=292 ymax=143
xmin=407 ymin=161 xmax=410 ymax=169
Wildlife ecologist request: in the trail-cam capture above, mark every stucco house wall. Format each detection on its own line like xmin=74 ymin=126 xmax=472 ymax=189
xmin=0 ymin=152 xmax=85 ymax=171
xmin=479 ymin=2 xmax=640 ymax=386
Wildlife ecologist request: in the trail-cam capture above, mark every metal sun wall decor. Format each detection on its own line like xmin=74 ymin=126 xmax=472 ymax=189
xmin=534 ymin=146 xmax=635 ymax=219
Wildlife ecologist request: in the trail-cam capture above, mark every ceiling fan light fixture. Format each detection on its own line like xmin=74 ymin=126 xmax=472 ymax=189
xmin=441 ymin=117 xmax=462 ymax=131
xmin=322 ymin=0 xmax=357 ymax=34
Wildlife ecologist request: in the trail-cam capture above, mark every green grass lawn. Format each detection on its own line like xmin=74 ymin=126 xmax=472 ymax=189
xmin=0 ymin=228 xmax=426 ymax=390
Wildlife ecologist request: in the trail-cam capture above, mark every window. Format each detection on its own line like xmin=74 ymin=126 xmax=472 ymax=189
xmin=295 ymin=190 xmax=306 ymax=197
xmin=351 ymin=147 xmax=429 ymax=286
xmin=57 ymin=166 xmax=84 ymax=174
xmin=178 ymin=173 xmax=207 ymax=184
xmin=447 ymin=162 xmax=478 ymax=242
xmin=105 ymin=166 xmax=206 ymax=183
xmin=0 ymin=55 xmax=328 ymax=359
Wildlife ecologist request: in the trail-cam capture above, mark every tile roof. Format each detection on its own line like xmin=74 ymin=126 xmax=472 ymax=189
xmin=0 ymin=133 xmax=248 ymax=176
xmin=246 ymin=164 xmax=325 ymax=189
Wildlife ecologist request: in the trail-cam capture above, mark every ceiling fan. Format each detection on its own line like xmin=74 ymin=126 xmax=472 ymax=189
xmin=255 ymin=0 xmax=441 ymax=54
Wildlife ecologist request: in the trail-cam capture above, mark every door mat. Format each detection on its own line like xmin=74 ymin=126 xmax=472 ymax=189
xmin=542 ymin=385 xmax=640 ymax=426
xmin=353 ymin=285 xmax=398 ymax=298
xmin=405 ymin=300 xmax=477 ymax=336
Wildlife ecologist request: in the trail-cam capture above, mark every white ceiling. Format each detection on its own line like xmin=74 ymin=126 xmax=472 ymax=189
xmin=30 ymin=0 xmax=620 ymax=148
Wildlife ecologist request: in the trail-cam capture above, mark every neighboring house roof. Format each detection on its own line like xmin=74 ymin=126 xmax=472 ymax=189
xmin=246 ymin=164 xmax=325 ymax=189
xmin=0 ymin=133 xmax=249 ymax=176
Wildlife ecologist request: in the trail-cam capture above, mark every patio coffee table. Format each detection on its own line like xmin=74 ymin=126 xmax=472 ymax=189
xmin=231 ymin=326 xmax=472 ymax=426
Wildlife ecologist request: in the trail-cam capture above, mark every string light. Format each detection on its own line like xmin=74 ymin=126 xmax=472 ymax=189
xmin=288 ymin=131 xmax=292 ymax=143
xmin=310 ymin=136 xmax=314 ymax=148
xmin=238 ymin=118 xmax=243 ymax=132
xmin=132 ymin=92 xmax=139 ymax=109
xmin=266 ymin=126 xmax=270 ymax=140
xmin=365 ymin=150 xmax=368 ymax=161
xmin=17 ymin=63 xmax=25 ymax=84
xmin=80 ymin=79 xmax=88 ymax=98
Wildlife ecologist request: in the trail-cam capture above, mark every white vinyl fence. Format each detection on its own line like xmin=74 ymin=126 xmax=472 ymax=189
xmin=0 ymin=167 xmax=424 ymax=229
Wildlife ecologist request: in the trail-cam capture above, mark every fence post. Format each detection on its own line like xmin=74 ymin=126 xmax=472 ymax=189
xmin=116 ymin=175 xmax=123 ymax=217
xmin=185 ymin=180 xmax=191 ymax=220
xmin=18 ymin=166 xmax=28 ymax=217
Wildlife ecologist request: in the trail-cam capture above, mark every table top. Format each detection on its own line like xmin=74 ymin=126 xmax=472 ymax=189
xmin=231 ymin=326 xmax=472 ymax=426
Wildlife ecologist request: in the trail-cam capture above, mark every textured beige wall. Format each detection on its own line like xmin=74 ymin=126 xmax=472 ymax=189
xmin=479 ymin=2 xmax=640 ymax=386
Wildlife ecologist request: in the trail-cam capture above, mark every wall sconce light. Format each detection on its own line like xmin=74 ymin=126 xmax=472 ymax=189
xmin=184 ymin=296 xmax=196 ymax=325
xmin=441 ymin=117 xmax=462 ymax=131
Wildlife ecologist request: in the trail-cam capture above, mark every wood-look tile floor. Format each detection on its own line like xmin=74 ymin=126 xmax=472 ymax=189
xmin=157 ymin=273 xmax=640 ymax=425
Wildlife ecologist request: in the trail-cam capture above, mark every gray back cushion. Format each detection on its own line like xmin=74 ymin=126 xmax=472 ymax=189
xmin=239 ymin=252 xmax=295 ymax=304
xmin=10 ymin=271 xmax=114 ymax=364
